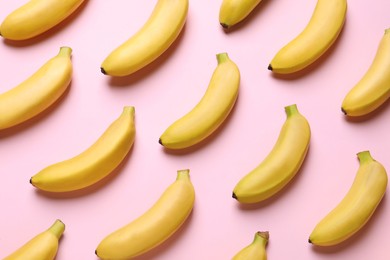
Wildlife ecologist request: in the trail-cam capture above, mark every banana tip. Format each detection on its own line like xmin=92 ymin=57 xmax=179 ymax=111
xmin=158 ymin=138 xmax=163 ymax=145
xmin=268 ymin=64 xmax=273 ymax=71
xmin=100 ymin=67 xmax=107 ymax=75
xmin=341 ymin=107 xmax=347 ymax=115
xmin=232 ymin=192 xmax=237 ymax=200
xmin=308 ymin=238 xmax=312 ymax=244
xmin=95 ymin=249 xmax=98 ymax=256
xmin=220 ymin=23 xmax=229 ymax=29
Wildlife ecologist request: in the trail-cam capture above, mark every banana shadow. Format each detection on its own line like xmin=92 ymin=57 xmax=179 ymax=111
xmin=31 ymin=143 xmax=136 ymax=199
xmin=128 ymin=208 xmax=195 ymax=260
xmin=309 ymin=194 xmax=388 ymax=254
xmin=268 ymin=16 xmax=348 ymax=81
xmin=105 ymin=23 xmax=188 ymax=87
xmin=234 ymin=145 xmax=313 ymax=211
xmin=0 ymin=83 xmax=72 ymax=138
xmin=220 ymin=0 xmax=274 ymax=33
xmin=159 ymin=90 xmax=242 ymax=156
xmin=1 ymin=0 xmax=90 ymax=47
xmin=342 ymin=97 xmax=390 ymax=123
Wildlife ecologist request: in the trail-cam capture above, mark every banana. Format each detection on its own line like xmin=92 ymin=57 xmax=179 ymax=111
xmin=219 ymin=0 xmax=262 ymax=29
xmin=341 ymin=28 xmax=390 ymax=117
xmin=233 ymin=104 xmax=310 ymax=203
xmin=268 ymin=0 xmax=347 ymax=74
xmin=0 ymin=0 xmax=85 ymax=40
xmin=30 ymin=106 xmax=136 ymax=193
xmin=159 ymin=52 xmax=240 ymax=149
xmin=100 ymin=0 xmax=188 ymax=76
xmin=309 ymin=151 xmax=388 ymax=246
xmin=95 ymin=169 xmax=195 ymax=259
xmin=0 ymin=47 xmax=73 ymax=130
xmin=3 ymin=219 xmax=65 ymax=260
xmin=232 ymin=231 xmax=269 ymax=260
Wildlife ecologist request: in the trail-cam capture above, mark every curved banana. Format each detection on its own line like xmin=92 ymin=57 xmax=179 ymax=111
xmin=341 ymin=28 xmax=390 ymax=117
xmin=100 ymin=0 xmax=188 ymax=76
xmin=0 ymin=0 xmax=85 ymax=40
xmin=309 ymin=151 xmax=388 ymax=246
xmin=95 ymin=169 xmax=195 ymax=259
xmin=233 ymin=104 xmax=310 ymax=203
xmin=4 ymin=219 xmax=65 ymax=260
xmin=30 ymin=106 xmax=136 ymax=192
xmin=0 ymin=47 xmax=73 ymax=130
xmin=232 ymin=231 xmax=269 ymax=260
xmin=159 ymin=52 xmax=240 ymax=149
xmin=268 ymin=0 xmax=347 ymax=74
xmin=219 ymin=0 xmax=262 ymax=29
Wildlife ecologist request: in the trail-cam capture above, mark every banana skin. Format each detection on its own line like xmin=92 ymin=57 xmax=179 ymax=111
xmin=101 ymin=0 xmax=188 ymax=76
xmin=0 ymin=47 xmax=73 ymax=130
xmin=269 ymin=0 xmax=347 ymax=74
xmin=3 ymin=220 xmax=65 ymax=260
xmin=342 ymin=28 xmax=390 ymax=117
xmin=219 ymin=0 xmax=262 ymax=29
xmin=309 ymin=151 xmax=387 ymax=246
xmin=0 ymin=0 xmax=85 ymax=40
xmin=159 ymin=52 xmax=240 ymax=149
xmin=30 ymin=107 xmax=136 ymax=193
xmin=233 ymin=104 xmax=311 ymax=203
xmin=232 ymin=231 xmax=269 ymax=260
xmin=95 ymin=169 xmax=195 ymax=259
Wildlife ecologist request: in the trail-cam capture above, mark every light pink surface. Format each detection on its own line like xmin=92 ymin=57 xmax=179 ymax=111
xmin=1 ymin=0 xmax=390 ymax=259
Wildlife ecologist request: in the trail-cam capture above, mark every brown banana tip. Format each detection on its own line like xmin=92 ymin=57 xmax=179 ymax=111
xmin=268 ymin=64 xmax=273 ymax=71
xmin=341 ymin=107 xmax=347 ymax=115
xmin=100 ymin=67 xmax=107 ymax=75
xmin=220 ymin=23 xmax=229 ymax=29
xmin=29 ymin=178 xmax=33 ymax=185
xmin=95 ymin=250 xmax=98 ymax=256
xmin=232 ymin=192 xmax=237 ymax=199
xmin=308 ymin=238 xmax=312 ymax=244
xmin=158 ymin=138 xmax=163 ymax=145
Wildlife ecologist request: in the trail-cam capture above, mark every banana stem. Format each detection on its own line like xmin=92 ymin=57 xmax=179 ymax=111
xmin=123 ymin=106 xmax=135 ymax=116
xmin=385 ymin=28 xmax=390 ymax=34
xmin=357 ymin=151 xmax=373 ymax=164
xmin=284 ymin=104 xmax=299 ymax=117
xmin=48 ymin=219 xmax=65 ymax=239
xmin=254 ymin=231 xmax=269 ymax=246
xmin=177 ymin=169 xmax=190 ymax=180
xmin=216 ymin=52 xmax=229 ymax=64
xmin=58 ymin=46 xmax=72 ymax=57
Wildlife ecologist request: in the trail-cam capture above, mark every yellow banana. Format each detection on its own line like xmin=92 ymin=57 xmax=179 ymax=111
xmin=341 ymin=28 xmax=390 ymax=117
xmin=159 ymin=52 xmax=240 ymax=149
xmin=4 ymin=219 xmax=65 ymax=260
xmin=101 ymin=0 xmax=188 ymax=76
xmin=233 ymin=104 xmax=310 ymax=203
xmin=309 ymin=151 xmax=388 ymax=246
xmin=0 ymin=0 xmax=85 ymax=40
xmin=232 ymin=231 xmax=269 ymax=260
xmin=219 ymin=0 xmax=262 ymax=29
xmin=0 ymin=47 xmax=73 ymax=130
xmin=30 ymin=107 xmax=136 ymax=192
xmin=268 ymin=0 xmax=347 ymax=74
xmin=95 ymin=169 xmax=195 ymax=259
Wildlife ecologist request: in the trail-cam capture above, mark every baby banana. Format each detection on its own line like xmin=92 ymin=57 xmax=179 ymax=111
xmin=219 ymin=0 xmax=262 ymax=29
xmin=309 ymin=151 xmax=388 ymax=246
xmin=3 ymin=219 xmax=65 ymax=260
xmin=101 ymin=0 xmax=188 ymax=76
xmin=341 ymin=28 xmax=390 ymax=117
xmin=159 ymin=52 xmax=240 ymax=149
xmin=0 ymin=47 xmax=73 ymax=130
xmin=233 ymin=104 xmax=310 ymax=203
xmin=232 ymin=231 xmax=269 ymax=260
xmin=0 ymin=0 xmax=85 ymax=40
xmin=30 ymin=107 xmax=136 ymax=192
xmin=95 ymin=169 xmax=195 ymax=259
xmin=268 ymin=0 xmax=347 ymax=74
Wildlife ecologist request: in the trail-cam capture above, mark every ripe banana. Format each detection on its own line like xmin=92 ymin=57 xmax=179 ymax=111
xmin=100 ymin=0 xmax=188 ymax=76
xmin=232 ymin=231 xmax=269 ymax=260
xmin=3 ymin=219 xmax=65 ymax=260
xmin=309 ymin=151 xmax=388 ymax=246
xmin=159 ymin=52 xmax=240 ymax=149
xmin=30 ymin=106 xmax=136 ymax=192
xmin=0 ymin=0 xmax=85 ymax=40
xmin=233 ymin=104 xmax=310 ymax=203
xmin=95 ymin=169 xmax=195 ymax=259
xmin=219 ymin=0 xmax=262 ymax=29
xmin=341 ymin=28 xmax=390 ymax=117
xmin=0 ymin=47 xmax=73 ymax=130
xmin=268 ymin=0 xmax=347 ymax=74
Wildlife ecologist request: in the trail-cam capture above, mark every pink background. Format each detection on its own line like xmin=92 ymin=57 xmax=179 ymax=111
xmin=1 ymin=0 xmax=390 ymax=259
